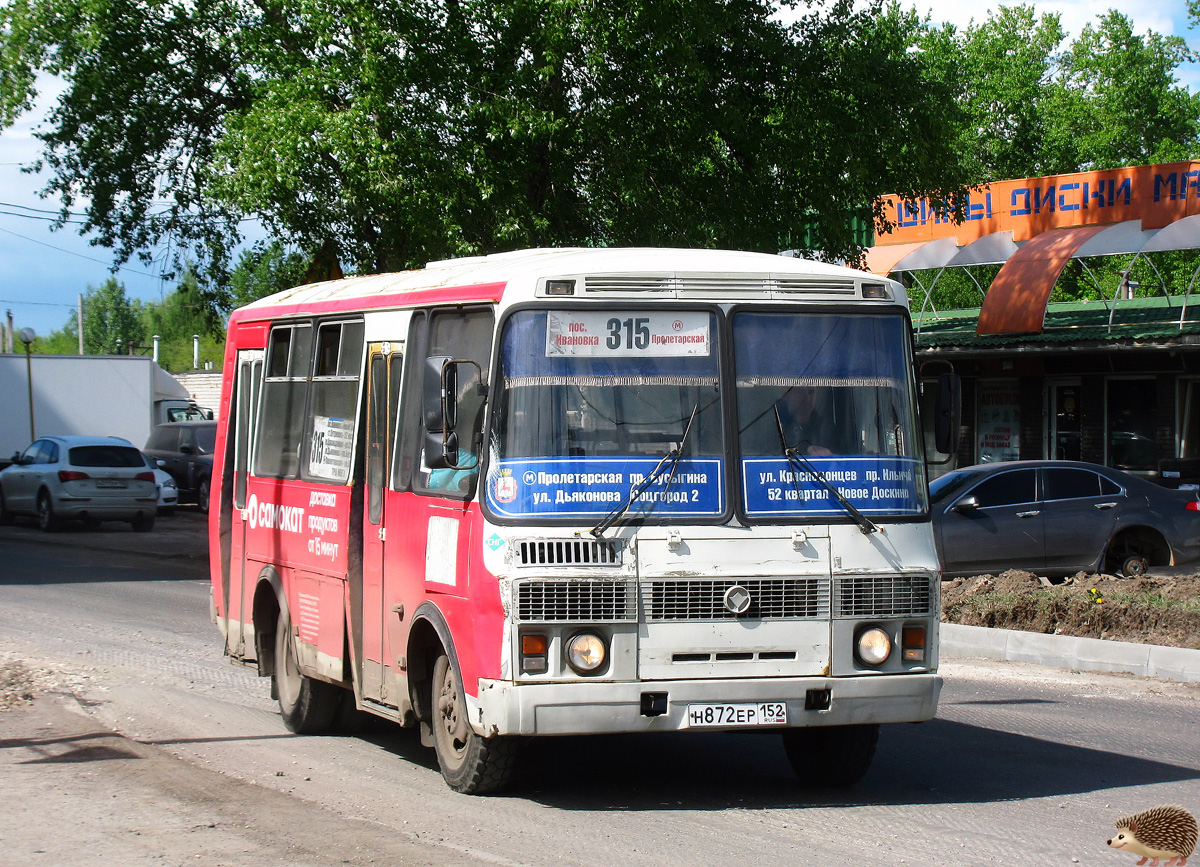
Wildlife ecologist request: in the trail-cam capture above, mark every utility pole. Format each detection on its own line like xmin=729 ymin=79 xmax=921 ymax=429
xmin=77 ymin=294 xmax=84 ymax=354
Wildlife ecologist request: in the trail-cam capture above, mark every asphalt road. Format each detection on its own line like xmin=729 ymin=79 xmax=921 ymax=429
xmin=0 ymin=511 xmax=1198 ymax=866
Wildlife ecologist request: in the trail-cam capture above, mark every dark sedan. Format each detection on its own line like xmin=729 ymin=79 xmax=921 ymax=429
xmin=929 ymin=460 xmax=1200 ymax=578
xmin=143 ymin=421 xmax=216 ymax=513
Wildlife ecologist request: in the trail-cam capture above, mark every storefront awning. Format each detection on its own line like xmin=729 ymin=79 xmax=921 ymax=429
xmin=944 ymin=231 xmax=1020 ymax=267
xmin=977 ymin=225 xmax=1108 ymax=335
xmin=864 ymin=237 xmax=959 ymax=276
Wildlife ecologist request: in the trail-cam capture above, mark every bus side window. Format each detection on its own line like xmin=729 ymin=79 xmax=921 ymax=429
xmin=406 ymin=307 xmax=494 ymax=497
xmin=304 ymin=319 xmax=364 ymax=483
xmin=254 ymin=323 xmax=313 ymax=479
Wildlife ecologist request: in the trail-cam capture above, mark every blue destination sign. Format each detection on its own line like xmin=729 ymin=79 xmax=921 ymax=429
xmin=487 ymin=457 xmax=725 ymax=519
xmin=742 ymin=456 xmax=923 ymax=517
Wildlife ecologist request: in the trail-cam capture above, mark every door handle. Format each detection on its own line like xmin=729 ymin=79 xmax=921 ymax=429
xmin=1094 ymin=502 xmax=1118 ymax=510
xmin=1016 ymin=510 xmax=1041 ymax=518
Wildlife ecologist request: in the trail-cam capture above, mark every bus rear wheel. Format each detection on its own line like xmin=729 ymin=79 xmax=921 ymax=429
xmin=431 ymin=652 xmax=517 ymax=794
xmin=782 ymin=723 xmax=879 ymax=787
xmin=273 ymin=609 xmax=341 ymax=734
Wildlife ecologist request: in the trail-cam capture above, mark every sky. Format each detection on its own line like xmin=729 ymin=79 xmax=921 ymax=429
xmin=0 ymin=0 xmax=1198 ymax=339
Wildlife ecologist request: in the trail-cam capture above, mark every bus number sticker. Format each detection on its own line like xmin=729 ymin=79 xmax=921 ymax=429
xmin=309 ymin=416 xmax=354 ymax=479
xmin=545 ymin=311 xmax=710 ymax=358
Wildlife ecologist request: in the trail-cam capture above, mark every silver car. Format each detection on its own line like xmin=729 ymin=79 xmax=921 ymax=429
xmin=142 ymin=452 xmax=179 ymax=515
xmin=930 ymin=460 xmax=1200 ymax=578
xmin=0 ymin=436 xmax=159 ymax=532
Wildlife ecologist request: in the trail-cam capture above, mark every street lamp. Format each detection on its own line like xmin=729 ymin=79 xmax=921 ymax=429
xmin=18 ymin=327 xmax=36 ymax=442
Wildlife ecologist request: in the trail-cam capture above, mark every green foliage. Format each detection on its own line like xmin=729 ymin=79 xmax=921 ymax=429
xmin=1 ymin=0 xmax=975 ymax=277
xmin=80 ymin=278 xmax=144 ymax=354
xmin=227 ymin=242 xmax=309 ymax=309
xmin=918 ymin=5 xmax=1200 ymax=183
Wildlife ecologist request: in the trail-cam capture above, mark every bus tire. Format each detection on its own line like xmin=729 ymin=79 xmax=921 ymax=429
xmin=273 ymin=609 xmax=341 ymax=734
xmin=782 ymin=723 xmax=879 ymax=788
xmin=431 ymin=652 xmax=517 ymax=794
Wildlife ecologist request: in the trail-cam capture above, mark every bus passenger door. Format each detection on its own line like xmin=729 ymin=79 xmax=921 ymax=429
xmin=360 ymin=342 xmax=403 ymax=704
xmin=226 ymin=349 xmax=263 ymax=659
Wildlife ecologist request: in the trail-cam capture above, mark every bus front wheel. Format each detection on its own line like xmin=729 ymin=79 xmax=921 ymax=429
xmin=273 ymin=609 xmax=340 ymax=734
xmin=431 ymin=652 xmax=517 ymax=794
xmin=782 ymin=723 xmax=879 ymax=788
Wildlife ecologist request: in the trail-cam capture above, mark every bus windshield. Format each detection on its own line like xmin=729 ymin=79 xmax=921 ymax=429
xmin=732 ymin=311 xmax=926 ymax=519
xmin=489 ymin=309 xmax=725 ymax=520
xmin=486 ymin=307 xmax=926 ymax=522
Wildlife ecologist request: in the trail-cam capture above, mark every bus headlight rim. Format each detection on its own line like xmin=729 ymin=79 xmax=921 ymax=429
xmin=565 ymin=631 xmax=607 ymax=675
xmin=855 ymin=625 xmax=892 ymax=667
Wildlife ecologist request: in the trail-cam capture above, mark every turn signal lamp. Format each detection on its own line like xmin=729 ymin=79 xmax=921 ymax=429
xmin=901 ymin=625 xmax=926 ymax=663
xmin=861 ymin=283 xmax=890 ymax=300
xmin=521 ymin=633 xmax=548 ymax=674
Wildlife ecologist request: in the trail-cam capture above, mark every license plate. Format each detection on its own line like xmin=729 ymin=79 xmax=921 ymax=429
xmin=687 ymin=702 xmax=788 ymax=727
xmin=96 ymin=479 xmax=126 ymax=488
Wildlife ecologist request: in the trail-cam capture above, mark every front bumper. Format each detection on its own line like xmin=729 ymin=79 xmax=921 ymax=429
xmin=472 ymin=672 xmax=941 ymax=737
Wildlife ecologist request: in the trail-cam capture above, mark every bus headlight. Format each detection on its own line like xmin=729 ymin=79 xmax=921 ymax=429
xmin=856 ymin=626 xmax=892 ymax=667
xmin=565 ymin=632 xmax=607 ymax=674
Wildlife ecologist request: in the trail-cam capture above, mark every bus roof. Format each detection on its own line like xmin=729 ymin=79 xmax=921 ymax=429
xmin=231 ymin=247 xmax=900 ymax=322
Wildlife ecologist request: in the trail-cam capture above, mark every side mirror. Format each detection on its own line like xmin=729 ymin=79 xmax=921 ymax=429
xmin=10 ymin=452 xmax=20 ymax=465
xmin=179 ymin=444 xmax=194 ymax=455
xmin=934 ymin=372 xmax=962 ymax=457
xmin=952 ymin=495 xmax=979 ymax=513
xmin=424 ymin=356 xmax=485 ymax=470
xmin=423 ymin=356 xmax=455 ymax=433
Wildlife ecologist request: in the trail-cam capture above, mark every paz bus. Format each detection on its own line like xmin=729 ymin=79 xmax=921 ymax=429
xmin=208 ymin=247 xmax=958 ymax=793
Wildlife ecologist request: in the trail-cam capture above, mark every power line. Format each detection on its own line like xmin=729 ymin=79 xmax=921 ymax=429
xmin=0 ymin=226 xmax=161 ymax=277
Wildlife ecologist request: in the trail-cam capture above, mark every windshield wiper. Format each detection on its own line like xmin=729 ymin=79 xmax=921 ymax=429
xmin=588 ymin=404 xmax=699 ymax=539
xmin=774 ymin=406 xmax=878 ymax=535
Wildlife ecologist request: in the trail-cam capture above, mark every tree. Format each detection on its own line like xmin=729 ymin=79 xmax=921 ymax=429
xmin=917 ymin=5 xmax=1200 ymax=183
xmin=1049 ymin=11 xmax=1200 ymax=171
xmin=227 ymin=242 xmax=310 ymax=310
xmin=918 ymin=6 xmax=1065 ymax=182
xmin=1 ymin=0 xmax=975 ymax=280
xmin=80 ymin=279 xmax=143 ymax=354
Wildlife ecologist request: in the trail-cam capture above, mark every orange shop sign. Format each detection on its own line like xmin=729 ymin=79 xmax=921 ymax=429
xmin=875 ymin=161 xmax=1200 ymax=246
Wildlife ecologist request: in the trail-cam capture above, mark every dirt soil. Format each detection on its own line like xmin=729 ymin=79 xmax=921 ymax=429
xmin=941 ymin=570 xmax=1200 ymax=650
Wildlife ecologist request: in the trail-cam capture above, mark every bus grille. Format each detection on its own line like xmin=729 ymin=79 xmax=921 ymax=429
xmin=515 ymin=579 xmax=637 ymax=622
xmin=641 ymin=578 xmax=829 ymax=621
xmin=516 ymin=539 xmax=621 ymax=567
xmin=834 ymin=576 xmax=932 ymax=618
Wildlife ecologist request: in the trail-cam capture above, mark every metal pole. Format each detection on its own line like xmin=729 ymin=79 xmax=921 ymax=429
xmin=24 ymin=343 xmax=34 ymax=441
xmin=77 ymin=294 xmax=84 ymax=354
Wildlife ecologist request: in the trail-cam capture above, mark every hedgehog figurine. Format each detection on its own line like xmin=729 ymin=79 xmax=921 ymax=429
xmin=1107 ymin=804 xmax=1198 ymax=866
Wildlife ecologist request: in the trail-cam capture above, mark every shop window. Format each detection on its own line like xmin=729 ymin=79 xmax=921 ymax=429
xmin=1106 ymin=378 xmax=1156 ymax=472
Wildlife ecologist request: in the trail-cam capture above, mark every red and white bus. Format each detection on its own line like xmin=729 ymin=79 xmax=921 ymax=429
xmin=209 ymin=247 xmax=956 ymax=793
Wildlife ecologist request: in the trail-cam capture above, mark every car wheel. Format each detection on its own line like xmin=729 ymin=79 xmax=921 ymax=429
xmin=131 ymin=512 xmax=155 ymax=533
xmin=197 ymin=479 xmax=210 ymax=514
xmin=430 ymin=651 xmax=518 ymax=794
xmin=36 ymin=490 xmax=61 ymax=532
xmin=1121 ymin=554 xmax=1148 ymax=578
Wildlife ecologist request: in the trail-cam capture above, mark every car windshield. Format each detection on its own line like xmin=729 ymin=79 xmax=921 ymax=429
xmin=928 ymin=470 xmax=975 ymax=504
xmin=69 ymin=445 xmax=145 ymax=468
xmin=486 ymin=307 xmax=927 ymax=523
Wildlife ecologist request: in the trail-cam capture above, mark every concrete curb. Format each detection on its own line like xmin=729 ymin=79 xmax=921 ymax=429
xmin=941 ymin=622 xmax=1200 ymax=683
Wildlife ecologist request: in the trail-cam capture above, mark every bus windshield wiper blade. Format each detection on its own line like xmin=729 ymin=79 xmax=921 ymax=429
xmin=774 ymin=406 xmax=877 ymax=535
xmin=589 ymin=404 xmax=699 ymax=539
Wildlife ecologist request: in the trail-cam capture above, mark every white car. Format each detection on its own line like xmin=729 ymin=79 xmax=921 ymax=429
xmin=143 ymin=452 xmax=179 ymax=515
xmin=0 ymin=436 xmax=158 ymax=531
